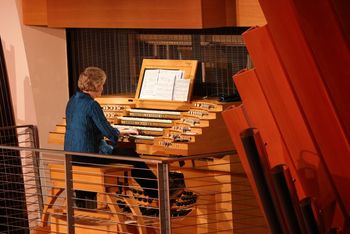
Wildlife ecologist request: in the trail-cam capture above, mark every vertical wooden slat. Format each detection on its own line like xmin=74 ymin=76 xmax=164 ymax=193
xmin=257 ymin=0 xmax=350 ymax=222
xmin=235 ymin=0 xmax=266 ymax=26
xmin=222 ymin=105 xmax=270 ymax=234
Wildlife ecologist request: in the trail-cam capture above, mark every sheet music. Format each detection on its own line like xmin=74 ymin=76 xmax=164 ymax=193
xmin=153 ymin=71 xmax=176 ymax=100
xmin=139 ymin=69 xmax=188 ymax=101
xmin=139 ymin=69 xmax=159 ymax=99
xmin=173 ymin=78 xmax=190 ymax=101
xmin=159 ymin=70 xmax=183 ymax=80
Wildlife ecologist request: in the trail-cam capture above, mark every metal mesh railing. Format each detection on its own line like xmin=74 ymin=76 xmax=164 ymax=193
xmin=0 ymin=125 xmax=41 ymax=233
xmin=0 ymin=125 xmax=268 ymax=234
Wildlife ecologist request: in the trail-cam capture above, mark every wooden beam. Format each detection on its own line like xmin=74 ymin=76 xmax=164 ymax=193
xmin=22 ymin=0 xmax=47 ymax=26
xmin=46 ymin=0 xmax=233 ymax=29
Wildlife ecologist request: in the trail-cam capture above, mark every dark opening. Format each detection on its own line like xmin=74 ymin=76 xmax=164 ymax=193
xmin=66 ymin=27 xmax=249 ymax=99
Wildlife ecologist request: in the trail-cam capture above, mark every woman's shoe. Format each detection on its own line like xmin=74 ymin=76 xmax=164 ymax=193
xmin=169 ymin=171 xmax=186 ymax=199
xmin=173 ymin=191 xmax=197 ymax=208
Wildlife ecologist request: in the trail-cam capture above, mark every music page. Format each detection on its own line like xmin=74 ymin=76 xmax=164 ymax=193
xmin=139 ymin=69 xmax=159 ymax=99
xmin=173 ymin=78 xmax=190 ymax=101
xmin=139 ymin=69 xmax=188 ymax=101
xmin=153 ymin=70 xmax=176 ymax=100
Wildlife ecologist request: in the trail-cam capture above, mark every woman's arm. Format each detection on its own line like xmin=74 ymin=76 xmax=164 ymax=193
xmin=90 ymin=101 xmax=120 ymax=144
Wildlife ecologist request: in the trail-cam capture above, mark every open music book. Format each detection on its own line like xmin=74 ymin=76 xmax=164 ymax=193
xmin=139 ymin=69 xmax=190 ymax=101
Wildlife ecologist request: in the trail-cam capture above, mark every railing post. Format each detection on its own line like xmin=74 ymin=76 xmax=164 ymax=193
xmin=29 ymin=125 xmax=44 ymax=216
xmin=65 ymin=154 xmax=75 ymax=234
xmin=157 ymin=162 xmax=171 ymax=234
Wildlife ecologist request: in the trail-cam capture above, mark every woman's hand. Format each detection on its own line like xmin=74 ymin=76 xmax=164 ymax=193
xmin=119 ymin=128 xmax=139 ymax=136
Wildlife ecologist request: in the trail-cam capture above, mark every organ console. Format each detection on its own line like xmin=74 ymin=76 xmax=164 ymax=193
xmin=48 ymin=59 xmax=236 ymax=157
xmin=46 ymin=59 xmax=266 ymax=233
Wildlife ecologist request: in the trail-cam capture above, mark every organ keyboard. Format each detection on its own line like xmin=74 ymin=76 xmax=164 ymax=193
xmin=117 ymin=116 xmax=174 ymax=127
xmin=112 ymin=125 xmax=164 ymax=136
xmin=128 ymin=108 xmax=181 ymax=119
xmin=48 ymin=98 xmax=237 ymax=156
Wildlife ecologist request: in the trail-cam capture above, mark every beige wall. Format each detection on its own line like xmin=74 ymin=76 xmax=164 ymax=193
xmin=0 ymin=0 xmax=68 ymax=149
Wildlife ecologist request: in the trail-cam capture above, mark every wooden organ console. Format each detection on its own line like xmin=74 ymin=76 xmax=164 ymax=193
xmin=49 ymin=59 xmax=234 ymax=157
xmin=45 ymin=59 xmax=266 ymax=233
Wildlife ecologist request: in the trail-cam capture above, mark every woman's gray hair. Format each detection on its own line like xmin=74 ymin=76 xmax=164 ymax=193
xmin=78 ymin=67 xmax=106 ymax=92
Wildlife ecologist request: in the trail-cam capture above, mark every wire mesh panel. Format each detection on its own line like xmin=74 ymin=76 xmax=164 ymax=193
xmin=0 ymin=36 xmax=31 ymax=233
xmin=67 ymin=28 xmax=248 ymax=98
xmin=166 ymin=154 xmax=268 ymax=234
xmin=0 ymin=125 xmax=40 ymax=233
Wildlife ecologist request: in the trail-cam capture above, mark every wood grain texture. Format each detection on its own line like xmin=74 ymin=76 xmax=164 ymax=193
xmin=22 ymin=0 xmax=47 ymax=25
xmin=22 ymin=0 xmax=266 ymax=28
xmin=290 ymin=0 xmax=350 ymax=143
xmin=232 ymin=67 xmax=309 ymax=203
xmin=46 ymin=0 xmax=231 ymax=28
xmin=234 ymin=69 xmax=288 ymax=168
xmin=242 ymin=27 xmax=341 ymax=226
xmin=258 ymin=0 xmax=350 ymax=222
xmin=134 ymin=59 xmax=198 ymax=108
xmin=236 ymin=0 xmax=266 ymax=26
xmin=222 ymin=105 xmax=269 ymax=233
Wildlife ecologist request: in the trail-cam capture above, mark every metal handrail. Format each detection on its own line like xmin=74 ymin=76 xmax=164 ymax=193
xmin=0 ymin=144 xmax=236 ymax=163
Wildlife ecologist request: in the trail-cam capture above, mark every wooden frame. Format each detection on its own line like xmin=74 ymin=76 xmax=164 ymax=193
xmin=134 ymin=59 xmax=198 ymax=110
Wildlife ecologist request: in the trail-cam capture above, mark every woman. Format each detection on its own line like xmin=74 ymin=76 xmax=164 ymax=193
xmin=64 ymin=67 xmax=159 ymax=204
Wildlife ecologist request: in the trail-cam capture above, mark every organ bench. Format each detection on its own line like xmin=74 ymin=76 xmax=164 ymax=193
xmin=39 ymin=163 xmax=154 ymax=234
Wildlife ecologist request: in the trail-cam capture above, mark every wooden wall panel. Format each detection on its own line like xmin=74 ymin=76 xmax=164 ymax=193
xmin=224 ymin=0 xmax=236 ymax=26
xmin=232 ymin=68 xmax=306 ymax=199
xmin=236 ymin=0 xmax=266 ymax=26
xmin=223 ymin=105 xmax=254 ymax=193
xmin=22 ymin=0 xmax=47 ymax=26
xmin=222 ymin=105 xmax=270 ymax=234
xmin=46 ymin=0 xmax=232 ymax=29
xmin=234 ymin=69 xmax=289 ymax=168
xmin=243 ymin=26 xmax=333 ymax=201
xmin=201 ymin=0 xmax=229 ymax=28
xmin=330 ymin=0 xmax=350 ymax=46
xmin=257 ymin=0 xmax=350 ymax=223
xmin=243 ymin=26 xmax=343 ymax=230
xmin=290 ymin=0 xmax=350 ymax=143
xmin=22 ymin=0 xmax=266 ymax=28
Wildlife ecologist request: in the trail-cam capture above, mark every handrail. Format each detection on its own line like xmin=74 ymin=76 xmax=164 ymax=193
xmin=0 ymin=144 xmax=236 ymax=164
